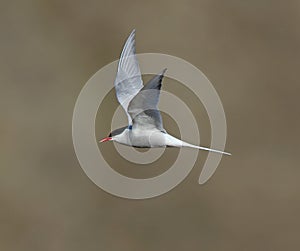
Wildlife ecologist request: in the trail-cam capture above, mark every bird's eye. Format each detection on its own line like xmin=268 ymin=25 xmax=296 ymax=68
xmin=108 ymin=133 xmax=112 ymax=137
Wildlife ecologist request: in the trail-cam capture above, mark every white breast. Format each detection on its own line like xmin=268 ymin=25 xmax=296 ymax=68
xmin=113 ymin=128 xmax=167 ymax=148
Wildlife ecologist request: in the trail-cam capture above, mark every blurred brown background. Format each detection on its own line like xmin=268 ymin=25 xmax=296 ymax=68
xmin=1 ymin=0 xmax=300 ymax=250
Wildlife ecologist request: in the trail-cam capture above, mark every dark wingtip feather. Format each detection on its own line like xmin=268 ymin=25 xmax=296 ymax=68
xmin=143 ymin=69 xmax=167 ymax=90
xmin=159 ymin=68 xmax=167 ymax=76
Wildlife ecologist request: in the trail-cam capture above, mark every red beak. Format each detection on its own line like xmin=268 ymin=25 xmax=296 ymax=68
xmin=99 ymin=137 xmax=112 ymax=143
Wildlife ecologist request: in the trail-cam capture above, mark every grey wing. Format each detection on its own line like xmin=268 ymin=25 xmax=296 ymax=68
xmin=114 ymin=29 xmax=143 ymax=125
xmin=128 ymin=69 xmax=167 ymax=131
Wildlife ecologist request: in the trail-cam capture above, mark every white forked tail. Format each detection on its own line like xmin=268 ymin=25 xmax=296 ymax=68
xmin=182 ymin=142 xmax=232 ymax=155
xmin=164 ymin=134 xmax=231 ymax=156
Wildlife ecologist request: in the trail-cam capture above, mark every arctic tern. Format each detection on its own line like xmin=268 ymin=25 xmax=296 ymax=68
xmin=100 ymin=30 xmax=231 ymax=156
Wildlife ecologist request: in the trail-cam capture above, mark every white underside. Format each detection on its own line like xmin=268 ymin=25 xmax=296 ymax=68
xmin=112 ymin=129 xmax=231 ymax=155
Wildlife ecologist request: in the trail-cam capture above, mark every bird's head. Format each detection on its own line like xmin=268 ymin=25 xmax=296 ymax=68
xmin=99 ymin=126 xmax=128 ymax=143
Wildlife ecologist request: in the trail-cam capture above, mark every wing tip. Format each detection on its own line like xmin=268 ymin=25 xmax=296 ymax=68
xmin=159 ymin=68 xmax=167 ymax=76
xmin=129 ymin=29 xmax=136 ymax=38
xmin=122 ymin=29 xmax=137 ymax=55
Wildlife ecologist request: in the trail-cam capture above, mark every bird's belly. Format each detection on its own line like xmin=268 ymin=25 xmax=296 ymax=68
xmin=129 ymin=130 xmax=166 ymax=148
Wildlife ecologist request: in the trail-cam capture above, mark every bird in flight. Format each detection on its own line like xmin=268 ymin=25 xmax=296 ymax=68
xmin=100 ymin=30 xmax=231 ymax=156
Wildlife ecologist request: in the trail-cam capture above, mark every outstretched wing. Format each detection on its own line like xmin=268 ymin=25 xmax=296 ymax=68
xmin=114 ymin=29 xmax=143 ymax=125
xmin=128 ymin=69 xmax=167 ymax=131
